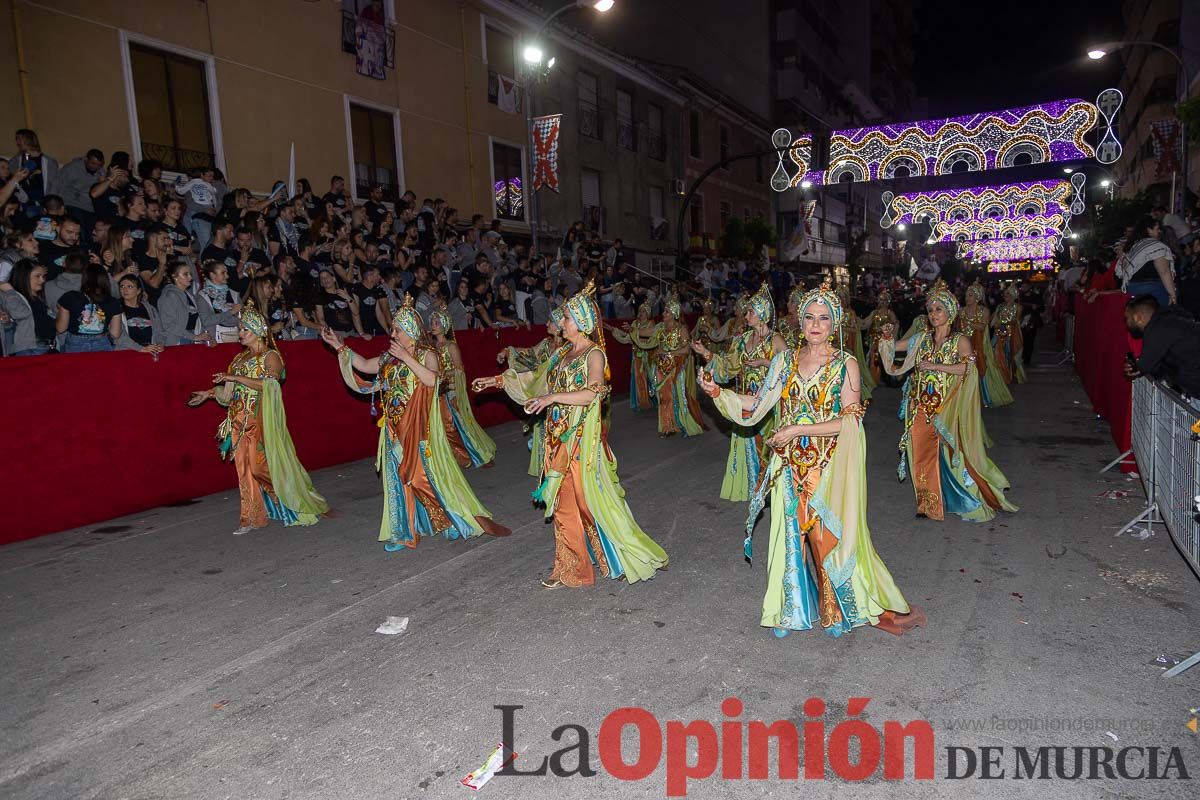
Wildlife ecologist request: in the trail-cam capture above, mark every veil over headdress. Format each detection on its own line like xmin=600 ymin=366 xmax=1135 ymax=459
xmin=393 ymin=293 xmax=424 ymax=340
xmin=928 ymin=278 xmax=959 ymax=324
xmin=566 ymin=280 xmax=609 ymax=379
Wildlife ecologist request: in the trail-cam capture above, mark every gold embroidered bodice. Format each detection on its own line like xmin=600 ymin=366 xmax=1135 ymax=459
xmin=993 ymin=303 xmax=1018 ymax=334
xmin=378 ymin=347 xmax=433 ymax=424
xmin=435 ymin=341 xmax=456 ymax=390
xmin=740 ymin=329 xmax=776 ymax=391
xmin=910 ymin=333 xmax=963 ymax=422
xmin=868 ymin=308 xmax=891 ymax=342
xmin=544 ymin=345 xmax=606 ymax=447
xmin=656 ymin=322 xmax=687 ymax=353
xmin=776 ymin=351 xmax=851 ymax=478
xmin=779 ymin=315 xmax=803 ymax=349
xmin=958 ymin=306 xmax=987 ymax=337
xmin=228 ymin=349 xmax=282 ymax=413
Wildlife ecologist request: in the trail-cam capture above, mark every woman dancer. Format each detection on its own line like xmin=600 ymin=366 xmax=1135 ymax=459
xmin=777 ymin=286 xmax=804 ymax=349
xmin=864 ymin=290 xmax=899 ymax=386
xmin=324 ymin=296 xmax=510 ymax=549
xmin=187 ymin=301 xmax=328 ymax=534
xmin=629 ymin=293 xmax=705 ymax=437
xmin=699 ymin=279 xmax=922 ymax=638
xmin=431 ymin=308 xmax=496 ymax=468
xmin=604 ymin=300 xmax=657 ymax=412
xmin=836 ymin=285 xmax=874 ymax=402
xmin=692 ymin=282 xmax=785 ymax=501
xmin=690 ymin=297 xmax=726 ymax=355
xmin=473 ymin=282 xmax=667 ymax=588
xmin=959 ymin=281 xmax=1012 ymax=407
xmin=880 ymin=280 xmax=1017 ymax=522
xmin=991 ymin=285 xmax=1026 ymax=385
xmin=502 ymin=308 xmax=568 ymax=477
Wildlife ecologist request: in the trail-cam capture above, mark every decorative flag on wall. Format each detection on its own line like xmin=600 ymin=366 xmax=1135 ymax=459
xmin=783 ymin=198 xmax=817 ymax=260
xmin=496 ymin=75 xmax=520 ymax=114
xmin=532 ymin=114 xmax=562 ymax=192
xmin=1150 ymin=118 xmax=1182 ymax=178
xmin=355 ymin=18 xmax=386 ymax=80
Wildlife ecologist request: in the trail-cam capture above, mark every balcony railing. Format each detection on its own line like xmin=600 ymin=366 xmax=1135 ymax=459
xmin=579 ymin=101 xmax=603 ymax=141
xmin=141 ymin=142 xmax=214 ymax=172
xmin=617 ymin=117 xmax=637 ymax=151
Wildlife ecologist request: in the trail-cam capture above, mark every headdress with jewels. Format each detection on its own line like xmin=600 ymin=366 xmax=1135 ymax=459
xmin=1003 ymin=284 xmax=1020 ymax=300
xmin=967 ymin=279 xmax=985 ymax=302
xmin=734 ymin=294 xmax=750 ymax=313
xmin=928 ymin=278 xmax=959 ymax=324
xmin=565 ymin=280 xmax=600 ymax=335
xmin=431 ymin=308 xmax=454 ymax=340
xmin=638 ymin=299 xmax=653 ymax=319
xmin=788 ymin=285 xmax=806 ymax=309
xmin=392 ymin=293 xmax=424 ymax=340
xmin=550 ymin=306 xmax=565 ymax=328
xmin=664 ymin=291 xmax=681 ymax=318
xmin=798 ymin=276 xmax=844 ymax=331
xmin=565 ymin=280 xmax=610 ymax=378
xmin=877 ymin=289 xmax=892 ymax=305
xmin=240 ymin=298 xmax=269 ymax=340
xmin=748 ymin=281 xmax=774 ymax=324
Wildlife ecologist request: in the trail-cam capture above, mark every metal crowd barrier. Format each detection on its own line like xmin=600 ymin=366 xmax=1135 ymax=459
xmin=1111 ymin=377 xmax=1200 ymax=677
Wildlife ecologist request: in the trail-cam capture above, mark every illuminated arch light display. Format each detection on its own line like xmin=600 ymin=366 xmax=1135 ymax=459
xmin=959 ymin=235 xmax=1059 ymax=262
xmin=804 ymin=99 xmax=1099 ymax=186
xmin=881 ymin=179 xmax=1075 ymax=241
xmin=986 ymin=257 xmax=1056 ymax=273
xmin=943 ymin=214 xmax=1065 ymax=243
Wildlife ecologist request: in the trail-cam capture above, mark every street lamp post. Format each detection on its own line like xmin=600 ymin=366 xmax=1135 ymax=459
xmin=520 ymin=1 xmax=614 ymax=254
xmin=1087 ymin=40 xmax=1193 ymax=211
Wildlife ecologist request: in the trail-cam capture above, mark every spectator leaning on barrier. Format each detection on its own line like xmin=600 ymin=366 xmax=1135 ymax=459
xmin=1124 ymin=294 xmax=1200 ymax=399
xmin=1116 ymin=216 xmax=1177 ymax=308
xmin=113 ymin=273 xmax=164 ymax=355
xmin=56 ymin=262 xmax=120 ymax=353
xmin=3 ymin=259 xmax=54 ymax=355
xmin=157 ymin=261 xmax=210 ymax=346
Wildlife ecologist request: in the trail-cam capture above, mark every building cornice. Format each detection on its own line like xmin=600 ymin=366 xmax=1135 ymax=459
xmin=478 ymin=0 xmax=688 ymax=105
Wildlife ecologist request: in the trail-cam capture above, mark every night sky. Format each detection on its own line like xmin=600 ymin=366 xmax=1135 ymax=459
xmin=912 ymin=0 xmax=1126 ymax=116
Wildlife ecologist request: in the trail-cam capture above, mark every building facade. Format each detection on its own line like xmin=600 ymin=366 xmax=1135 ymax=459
xmin=770 ymin=0 xmax=917 ymax=275
xmin=1110 ymin=0 xmax=1196 ymax=208
xmin=0 ymin=0 xmax=742 ymax=265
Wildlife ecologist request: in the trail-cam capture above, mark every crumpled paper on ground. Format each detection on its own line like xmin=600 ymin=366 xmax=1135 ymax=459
xmin=374 ymin=616 xmax=409 ymax=635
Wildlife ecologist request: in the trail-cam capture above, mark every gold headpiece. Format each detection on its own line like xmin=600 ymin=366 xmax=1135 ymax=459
xmin=393 ymin=292 xmax=423 ymax=339
xmin=240 ymin=298 xmax=269 ymax=339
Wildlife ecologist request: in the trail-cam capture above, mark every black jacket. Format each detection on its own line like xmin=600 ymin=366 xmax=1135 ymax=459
xmin=1138 ymin=306 xmax=1200 ymax=397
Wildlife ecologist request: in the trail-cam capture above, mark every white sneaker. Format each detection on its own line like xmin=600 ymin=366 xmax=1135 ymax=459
xmin=232 ymin=525 xmax=255 ymax=535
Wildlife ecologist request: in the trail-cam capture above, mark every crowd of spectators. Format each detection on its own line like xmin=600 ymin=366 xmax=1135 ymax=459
xmin=0 ymin=128 xmax=693 ymax=357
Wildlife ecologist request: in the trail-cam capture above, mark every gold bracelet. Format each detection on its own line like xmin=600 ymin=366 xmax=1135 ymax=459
xmin=494 ymin=374 xmax=505 ymax=389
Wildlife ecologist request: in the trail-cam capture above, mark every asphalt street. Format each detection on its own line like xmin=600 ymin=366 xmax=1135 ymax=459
xmin=2 ymin=345 xmax=1198 ymax=799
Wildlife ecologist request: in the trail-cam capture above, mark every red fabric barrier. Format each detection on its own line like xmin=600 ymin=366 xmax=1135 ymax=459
xmin=0 ymin=326 xmax=637 ymax=543
xmin=1072 ymin=293 xmax=1140 ymax=470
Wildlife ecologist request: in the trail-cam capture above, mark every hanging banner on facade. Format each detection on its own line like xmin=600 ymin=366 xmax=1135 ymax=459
xmin=532 ymin=114 xmax=562 ymax=192
xmin=783 ymin=198 xmax=818 ymax=260
xmin=355 ymin=18 xmax=386 ymax=80
xmin=1150 ymin=118 xmax=1182 ymax=178
xmin=496 ymin=76 xmax=520 ymax=114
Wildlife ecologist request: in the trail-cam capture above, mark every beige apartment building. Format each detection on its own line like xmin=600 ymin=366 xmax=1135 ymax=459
xmin=0 ymin=0 xmax=771 ymax=264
